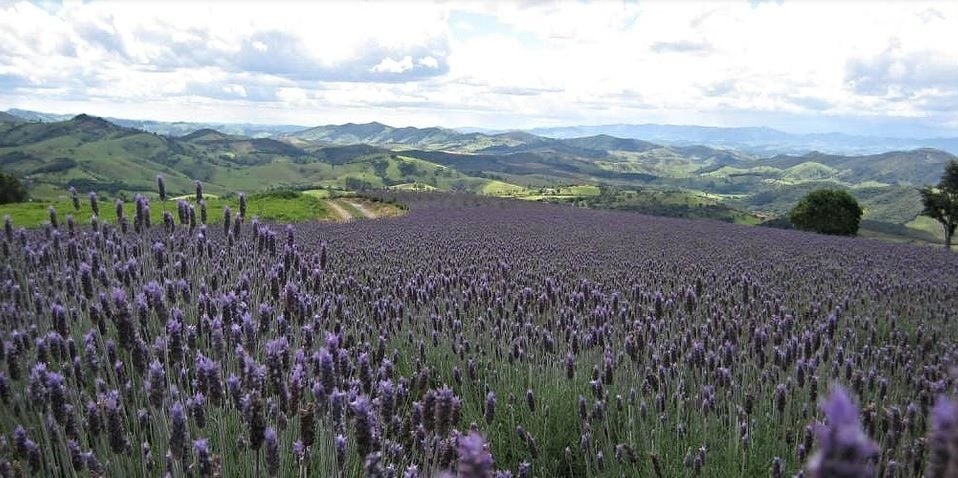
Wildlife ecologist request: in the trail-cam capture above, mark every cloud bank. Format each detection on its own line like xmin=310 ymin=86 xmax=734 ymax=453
xmin=1 ymin=1 xmax=957 ymax=136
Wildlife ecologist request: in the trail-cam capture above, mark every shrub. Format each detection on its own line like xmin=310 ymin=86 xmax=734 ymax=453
xmin=789 ymin=188 xmax=863 ymax=235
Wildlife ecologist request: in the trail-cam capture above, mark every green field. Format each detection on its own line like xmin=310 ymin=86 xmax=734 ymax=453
xmin=0 ymin=190 xmax=335 ymax=228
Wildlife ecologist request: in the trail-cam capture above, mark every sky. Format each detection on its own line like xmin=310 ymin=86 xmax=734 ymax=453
xmin=1 ymin=1 xmax=957 ymax=137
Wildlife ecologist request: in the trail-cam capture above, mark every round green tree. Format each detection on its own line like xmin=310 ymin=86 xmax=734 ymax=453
xmin=789 ymin=188 xmax=863 ymax=236
xmin=0 ymin=171 xmax=28 ymax=204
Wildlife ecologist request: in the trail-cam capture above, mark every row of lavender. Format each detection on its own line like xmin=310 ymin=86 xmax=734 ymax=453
xmin=1 ymin=187 xmax=957 ymax=477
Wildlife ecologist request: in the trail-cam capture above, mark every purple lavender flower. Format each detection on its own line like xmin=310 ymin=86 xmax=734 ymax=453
xmin=457 ymin=432 xmax=494 ymax=478
xmin=69 ymin=186 xmax=80 ymax=210
xmin=189 ymin=392 xmax=207 ymax=429
xmin=335 ymin=433 xmax=347 ymax=469
xmin=242 ymin=392 xmax=266 ymax=451
xmin=265 ymin=427 xmax=280 ymax=477
xmin=806 ymin=385 xmax=879 ymax=478
xmin=48 ymin=206 xmax=59 ymax=229
xmin=194 ymin=438 xmax=213 ymax=477
xmin=170 ymin=401 xmax=188 ymax=460
xmin=89 ymin=191 xmax=99 ymax=216
xmin=68 ymin=439 xmax=85 ymax=471
xmin=104 ymin=390 xmax=127 ymax=453
xmin=352 ymin=395 xmax=379 ymax=457
xmin=926 ymin=396 xmax=958 ymax=478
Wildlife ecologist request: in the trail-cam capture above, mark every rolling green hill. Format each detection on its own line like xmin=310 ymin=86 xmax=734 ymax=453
xmin=0 ymin=115 xmax=534 ymax=200
xmin=1 ymin=114 xmax=954 ymax=246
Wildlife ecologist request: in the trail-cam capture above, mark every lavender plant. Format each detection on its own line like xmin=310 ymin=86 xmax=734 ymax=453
xmin=0 ymin=189 xmax=956 ymax=477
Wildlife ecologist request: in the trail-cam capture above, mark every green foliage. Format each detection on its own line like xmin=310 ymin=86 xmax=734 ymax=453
xmin=0 ymin=170 xmax=28 ymax=204
xmin=789 ymin=188 xmax=863 ymax=235
xmin=919 ymin=159 xmax=958 ymax=248
xmin=565 ymin=186 xmax=762 ymax=225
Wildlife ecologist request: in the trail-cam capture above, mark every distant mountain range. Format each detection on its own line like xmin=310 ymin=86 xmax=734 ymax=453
xmin=8 ymin=108 xmax=958 ymax=156
xmin=0 ymin=110 xmax=953 ymax=244
xmin=523 ymin=124 xmax=958 ymax=156
xmin=5 ymin=108 xmax=304 ymax=138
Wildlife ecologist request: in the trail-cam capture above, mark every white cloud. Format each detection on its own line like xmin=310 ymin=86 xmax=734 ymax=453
xmin=0 ymin=0 xmax=956 ymax=135
xmin=417 ymin=56 xmax=439 ymax=69
xmin=371 ymin=56 xmax=414 ymax=74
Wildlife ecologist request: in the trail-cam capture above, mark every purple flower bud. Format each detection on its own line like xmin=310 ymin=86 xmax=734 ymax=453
xmin=926 ymin=396 xmax=958 ymax=478
xmin=68 ymin=439 xmax=85 ymax=471
xmin=265 ymin=427 xmax=280 ymax=477
xmin=170 ymin=402 xmax=188 ymax=460
xmin=806 ymin=386 xmax=878 ymax=478
xmin=485 ymin=391 xmax=496 ymax=424
xmin=335 ymin=434 xmax=347 ymax=469
xmin=104 ymin=390 xmax=127 ymax=453
xmin=25 ymin=439 xmax=40 ymax=472
xmin=242 ymin=392 xmax=266 ymax=451
xmin=156 ymin=174 xmax=166 ymax=201
xmin=239 ymin=192 xmax=247 ymax=218
xmin=223 ymin=206 xmax=231 ymax=236
xmin=146 ymin=360 xmax=165 ymax=408
xmin=457 ymin=432 xmax=494 ymax=478
xmin=194 ymin=438 xmax=213 ymax=477
xmin=90 ymin=191 xmax=100 ymax=216
xmin=189 ymin=392 xmax=207 ymax=429
xmin=69 ymin=186 xmax=80 ymax=210
xmin=352 ymin=395 xmax=378 ymax=457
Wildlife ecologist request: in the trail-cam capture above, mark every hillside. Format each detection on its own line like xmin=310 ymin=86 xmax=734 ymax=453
xmin=0 ymin=115 xmax=533 ymax=199
xmin=0 ymin=114 xmax=953 ymax=245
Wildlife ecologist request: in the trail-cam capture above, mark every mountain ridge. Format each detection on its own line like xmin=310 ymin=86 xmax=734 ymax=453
xmin=10 ymin=107 xmax=958 ymax=155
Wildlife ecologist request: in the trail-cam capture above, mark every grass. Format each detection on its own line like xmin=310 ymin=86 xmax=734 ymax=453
xmin=0 ymin=190 xmax=335 ymax=228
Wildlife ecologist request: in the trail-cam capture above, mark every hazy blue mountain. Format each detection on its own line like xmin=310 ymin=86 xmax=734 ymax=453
xmin=5 ymin=108 xmax=306 ymax=138
xmin=526 ymin=124 xmax=958 ymax=156
xmin=7 ymin=108 xmax=73 ymax=122
xmin=0 ymin=111 xmax=23 ymax=123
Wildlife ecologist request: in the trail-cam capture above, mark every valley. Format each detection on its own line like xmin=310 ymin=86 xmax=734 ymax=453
xmin=0 ymin=110 xmax=953 ymax=245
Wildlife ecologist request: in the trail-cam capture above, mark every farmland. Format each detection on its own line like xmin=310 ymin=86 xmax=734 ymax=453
xmin=1 ymin=191 xmax=956 ymax=477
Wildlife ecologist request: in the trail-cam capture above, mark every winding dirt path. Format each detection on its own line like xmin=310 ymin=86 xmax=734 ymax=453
xmin=346 ymin=201 xmax=378 ymax=219
xmin=324 ymin=200 xmax=352 ymax=222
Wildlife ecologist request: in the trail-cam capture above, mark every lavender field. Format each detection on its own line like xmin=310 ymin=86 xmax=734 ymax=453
xmin=1 ymin=191 xmax=957 ymax=477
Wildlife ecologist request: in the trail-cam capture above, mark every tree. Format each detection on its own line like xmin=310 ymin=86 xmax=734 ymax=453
xmin=789 ymin=189 xmax=863 ymax=236
xmin=919 ymin=159 xmax=958 ymax=250
xmin=0 ymin=171 xmax=28 ymax=204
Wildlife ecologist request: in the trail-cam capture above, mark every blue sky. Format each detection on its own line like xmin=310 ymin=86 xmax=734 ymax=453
xmin=1 ymin=1 xmax=957 ymax=137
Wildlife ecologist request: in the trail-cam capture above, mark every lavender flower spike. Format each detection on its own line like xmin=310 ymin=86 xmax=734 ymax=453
xmin=806 ymin=385 xmax=879 ymax=478
xmin=926 ymin=396 xmax=958 ymax=478
xmin=457 ymin=431 xmax=495 ymax=478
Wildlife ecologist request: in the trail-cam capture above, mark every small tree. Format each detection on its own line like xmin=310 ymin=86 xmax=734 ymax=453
xmin=789 ymin=189 xmax=863 ymax=236
xmin=919 ymin=160 xmax=958 ymax=250
xmin=0 ymin=171 xmax=28 ymax=204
